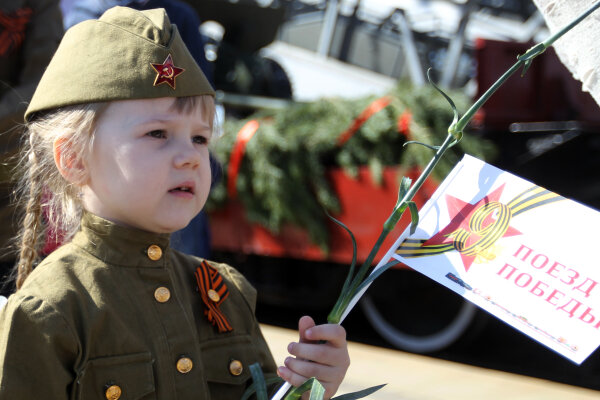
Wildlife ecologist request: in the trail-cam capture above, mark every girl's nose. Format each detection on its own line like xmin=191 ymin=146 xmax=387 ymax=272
xmin=173 ymin=141 xmax=201 ymax=169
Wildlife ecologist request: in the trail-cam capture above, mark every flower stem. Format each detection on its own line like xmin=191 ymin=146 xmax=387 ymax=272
xmin=456 ymin=1 xmax=600 ymax=134
xmin=327 ymin=133 xmax=455 ymax=324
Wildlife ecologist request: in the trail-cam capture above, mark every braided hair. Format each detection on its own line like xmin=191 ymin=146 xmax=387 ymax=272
xmin=13 ymin=103 xmax=106 ymax=289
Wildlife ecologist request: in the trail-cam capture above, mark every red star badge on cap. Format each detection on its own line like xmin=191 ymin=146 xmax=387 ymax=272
xmin=151 ymin=54 xmax=184 ymax=89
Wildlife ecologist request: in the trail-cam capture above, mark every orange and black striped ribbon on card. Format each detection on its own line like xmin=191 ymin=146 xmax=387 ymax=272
xmin=195 ymin=260 xmax=233 ymax=333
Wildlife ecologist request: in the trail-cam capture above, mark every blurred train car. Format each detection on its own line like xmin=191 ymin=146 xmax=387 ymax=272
xmin=185 ymin=0 xmax=600 ymax=354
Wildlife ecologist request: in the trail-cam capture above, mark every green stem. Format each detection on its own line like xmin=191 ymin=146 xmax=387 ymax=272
xmin=543 ymin=1 xmax=600 ymax=48
xmin=455 ymin=61 xmax=522 ymax=133
xmin=364 ymin=132 xmax=454 ymax=278
xmin=327 ymin=133 xmax=455 ymax=323
xmin=456 ymin=1 xmax=600 ymax=134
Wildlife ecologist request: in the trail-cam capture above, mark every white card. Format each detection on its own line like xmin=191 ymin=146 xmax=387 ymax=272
xmin=389 ymin=154 xmax=600 ymax=364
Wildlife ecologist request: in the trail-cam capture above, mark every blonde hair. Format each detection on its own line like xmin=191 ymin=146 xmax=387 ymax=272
xmin=13 ymin=103 xmax=106 ymax=289
xmin=13 ymin=95 xmax=215 ymax=290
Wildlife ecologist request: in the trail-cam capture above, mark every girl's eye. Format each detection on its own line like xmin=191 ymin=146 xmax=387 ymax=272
xmin=147 ymin=129 xmax=166 ymax=139
xmin=193 ymin=135 xmax=208 ymax=145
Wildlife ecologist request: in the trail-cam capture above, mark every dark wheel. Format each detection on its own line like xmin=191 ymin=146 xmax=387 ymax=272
xmin=359 ymin=268 xmax=479 ymax=353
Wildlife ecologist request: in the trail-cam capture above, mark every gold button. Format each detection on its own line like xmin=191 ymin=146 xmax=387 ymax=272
xmin=229 ymin=359 xmax=243 ymax=376
xmin=154 ymin=287 xmax=171 ymax=303
xmin=147 ymin=244 xmax=162 ymax=261
xmin=176 ymin=357 xmax=193 ymax=374
xmin=105 ymin=385 xmax=122 ymax=400
xmin=207 ymin=289 xmax=220 ymax=302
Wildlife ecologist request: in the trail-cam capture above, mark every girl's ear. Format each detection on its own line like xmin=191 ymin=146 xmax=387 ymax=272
xmin=53 ymin=137 xmax=88 ymax=185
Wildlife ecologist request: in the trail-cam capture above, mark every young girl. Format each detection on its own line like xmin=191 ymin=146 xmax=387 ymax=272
xmin=0 ymin=6 xmax=349 ymax=399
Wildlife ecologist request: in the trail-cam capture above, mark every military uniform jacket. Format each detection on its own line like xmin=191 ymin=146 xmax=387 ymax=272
xmin=0 ymin=213 xmax=277 ymax=399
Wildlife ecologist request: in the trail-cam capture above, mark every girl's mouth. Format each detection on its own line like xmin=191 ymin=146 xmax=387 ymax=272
xmin=169 ymin=185 xmax=195 ymax=195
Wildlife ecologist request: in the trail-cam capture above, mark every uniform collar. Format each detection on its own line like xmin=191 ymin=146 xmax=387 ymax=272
xmin=71 ymin=212 xmax=171 ymax=268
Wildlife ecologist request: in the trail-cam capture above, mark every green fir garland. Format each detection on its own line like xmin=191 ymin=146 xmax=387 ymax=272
xmin=207 ymin=81 xmax=497 ymax=251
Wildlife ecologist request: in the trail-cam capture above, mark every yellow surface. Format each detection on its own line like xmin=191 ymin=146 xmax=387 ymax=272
xmin=261 ymin=324 xmax=600 ymax=400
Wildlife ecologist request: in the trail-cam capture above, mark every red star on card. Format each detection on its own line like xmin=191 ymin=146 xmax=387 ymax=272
xmin=151 ymin=54 xmax=184 ymax=89
xmin=424 ymin=184 xmax=521 ymax=271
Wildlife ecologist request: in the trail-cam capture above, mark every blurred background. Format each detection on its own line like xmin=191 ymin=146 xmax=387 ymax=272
xmin=183 ymin=0 xmax=600 ymax=395
xmin=14 ymin=0 xmax=600 ymax=397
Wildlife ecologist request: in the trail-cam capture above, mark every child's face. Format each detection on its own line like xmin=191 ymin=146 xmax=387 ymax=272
xmin=81 ymin=97 xmax=213 ymax=233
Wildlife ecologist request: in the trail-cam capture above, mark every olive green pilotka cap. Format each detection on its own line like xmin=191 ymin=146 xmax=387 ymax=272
xmin=24 ymin=6 xmax=215 ymax=121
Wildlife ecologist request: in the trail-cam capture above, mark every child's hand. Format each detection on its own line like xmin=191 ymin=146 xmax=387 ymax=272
xmin=277 ymin=316 xmax=350 ymax=399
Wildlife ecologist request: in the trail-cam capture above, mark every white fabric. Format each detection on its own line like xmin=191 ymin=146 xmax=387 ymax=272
xmin=534 ymin=0 xmax=600 ymax=107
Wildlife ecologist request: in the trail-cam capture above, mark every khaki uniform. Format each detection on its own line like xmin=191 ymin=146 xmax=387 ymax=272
xmin=0 ymin=213 xmax=277 ymax=399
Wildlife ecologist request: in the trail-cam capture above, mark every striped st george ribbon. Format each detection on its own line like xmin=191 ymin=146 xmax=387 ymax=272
xmin=195 ymin=260 xmax=233 ymax=333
